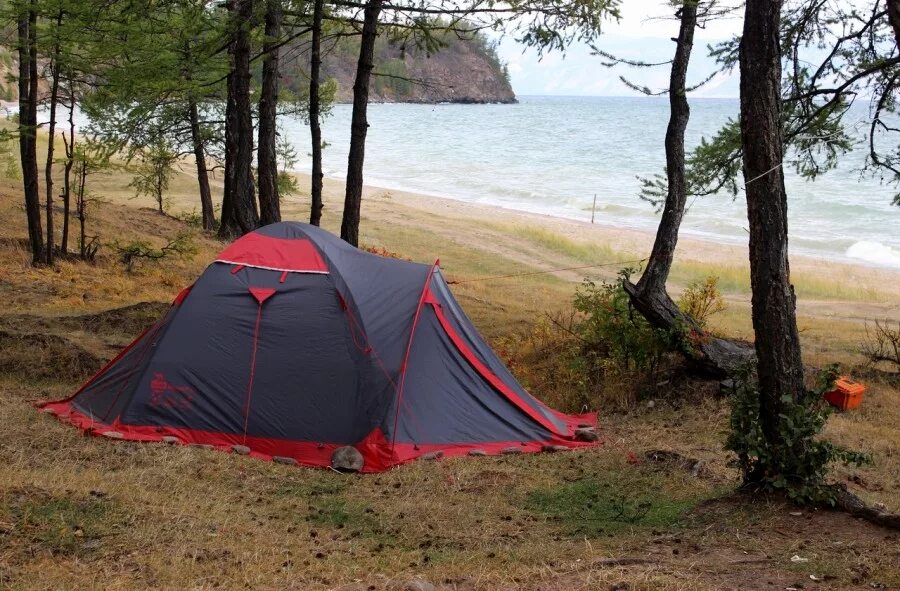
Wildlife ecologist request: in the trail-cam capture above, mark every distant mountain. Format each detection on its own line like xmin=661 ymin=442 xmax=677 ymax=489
xmin=284 ymin=32 xmax=517 ymax=105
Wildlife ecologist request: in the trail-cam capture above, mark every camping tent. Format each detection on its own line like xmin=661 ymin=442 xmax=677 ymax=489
xmin=40 ymin=222 xmax=598 ymax=472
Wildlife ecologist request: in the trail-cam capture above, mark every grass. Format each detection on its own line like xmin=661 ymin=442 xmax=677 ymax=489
xmin=1 ymin=489 xmax=115 ymax=558
xmin=526 ymin=473 xmax=714 ymax=536
xmin=0 ymin=121 xmax=898 ymax=589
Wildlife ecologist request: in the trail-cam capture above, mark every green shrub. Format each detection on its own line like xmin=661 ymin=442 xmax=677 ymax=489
xmin=496 ymin=270 xmax=679 ymax=412
xmin=725 ymin=364 xmax=870 ymax=505
xmin=573 ymin=271 xmax=673 ymax=374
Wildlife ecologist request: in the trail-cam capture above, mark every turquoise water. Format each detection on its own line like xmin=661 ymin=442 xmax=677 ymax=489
xmin=282 ymin=95 xmax=900 ymax=270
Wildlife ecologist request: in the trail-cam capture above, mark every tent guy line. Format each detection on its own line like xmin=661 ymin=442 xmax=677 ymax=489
xmin=445 ymin=258 xmax=649 ymax=285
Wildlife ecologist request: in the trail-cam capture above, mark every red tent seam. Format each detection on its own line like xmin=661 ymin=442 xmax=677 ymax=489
xmin=429 ymin=300 xmax=567 ymax=437
xmin=390 ymin=260 xmax=439 ymax=452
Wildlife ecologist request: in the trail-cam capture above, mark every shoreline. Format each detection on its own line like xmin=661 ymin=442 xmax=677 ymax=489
xmin=303 ymin=172 xmax=900 ymax=292
xmin=300 ymin=165 xmax=900 ymax=273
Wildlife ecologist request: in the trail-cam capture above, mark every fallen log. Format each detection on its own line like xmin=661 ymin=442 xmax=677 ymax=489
xmin=623 ymin=280 xmax=755 ymax=379
xmin=833 ymin=486 xmax=900 ymax=531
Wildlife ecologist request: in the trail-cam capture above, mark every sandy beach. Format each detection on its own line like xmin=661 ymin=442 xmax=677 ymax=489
xmin=302 ymin=174 xmax=900 ymax=307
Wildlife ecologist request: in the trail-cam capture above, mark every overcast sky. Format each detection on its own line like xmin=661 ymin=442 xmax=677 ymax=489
xmin=496 ymin=1 xmax=745 ymax=98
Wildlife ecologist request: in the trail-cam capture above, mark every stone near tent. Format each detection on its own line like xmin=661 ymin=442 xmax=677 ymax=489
xmin=331 ymin=446 xmax=364 ymax=472
xmin=501 ymin=447 xmax=523 ymax=455
xmin=232 ymin=445 xmax=251 ymax=455
xmin=542 ymin=444 xmax=569 ymax=453
xmin=273 ymin=455 xmax=298 ymax=465
xmin=468 ymin=449 xmax=488 ymax=456
xmin=41 ymin=407 xmax=57 ymax=415
xmin=575 ymin=427 xmax=599 ymax=442
xmin=161 ymin=436 xmax=180 ymax=444
xmin=101 ymin=431 xmax=123 ymax=439
xmin=420 ymin=450 xmax=444 ymax=461
xmin=399 ymin=579 xmax=436 ymax=591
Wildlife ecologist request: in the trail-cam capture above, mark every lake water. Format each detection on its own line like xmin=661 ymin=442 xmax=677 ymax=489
xmin=281 ymin=95 xmax=900 ymax=270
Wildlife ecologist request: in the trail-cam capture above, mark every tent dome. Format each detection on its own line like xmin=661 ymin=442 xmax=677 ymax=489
xmin=40 ymin=222 xmax=597 ymax=471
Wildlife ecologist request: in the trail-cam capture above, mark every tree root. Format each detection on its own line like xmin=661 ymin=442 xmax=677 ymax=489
xmin=832 ymin=485 xmax=900 ymax=531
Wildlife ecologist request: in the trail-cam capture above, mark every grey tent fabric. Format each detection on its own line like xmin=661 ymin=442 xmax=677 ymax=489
xmin=41 ymin=222 xmax=597 ymax=471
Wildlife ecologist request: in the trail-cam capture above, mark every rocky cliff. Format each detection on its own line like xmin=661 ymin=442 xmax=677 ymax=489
xmin=289 ymin=33 xmax=516 ymax=105
xmin=0 ymin=31 xmax=516 ymax=106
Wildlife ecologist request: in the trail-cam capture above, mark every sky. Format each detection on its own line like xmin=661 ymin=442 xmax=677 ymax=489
xmin=496 ymin=1 xmax=745 ymax=98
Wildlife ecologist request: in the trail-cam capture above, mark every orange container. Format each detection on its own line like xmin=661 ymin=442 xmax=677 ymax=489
xmin=823 ymin=376 xmax=866 ymax=411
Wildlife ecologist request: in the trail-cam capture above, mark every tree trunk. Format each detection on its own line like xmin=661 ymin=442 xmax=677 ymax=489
xmin=635 ymin=2 xmax=696 ymax=297
xmin=78 ymin=165 xmax=86 ymax=259
xmin=257 ymin=0 xmax=281 ymax=226
xmin=61 ymin=84 xmax=75 ymax=255
xmin=624 ymin=2 xmax=754 ymax=378
xmin=740 ymin=0 xmax=806 ymax=449
xmin=219 ymin=0 xmax=260 ymax=240
xmin=887 ymin=0 xmax=900 ymax=48
xmin=308 ymin=0 xmax=325 ymax=226
xmin=188 ymin=99 xmax=216 ymax=231
xmin=44 ymin=12 xmax=63 ymax=266
xmin=18 ymin=3 xmax=44 ymax=265
xmin=340 ymin=0 xmax=383 ymax=246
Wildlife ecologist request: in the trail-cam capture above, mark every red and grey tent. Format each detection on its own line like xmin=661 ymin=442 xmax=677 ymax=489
xmin=40 ymin=222 xmax=598 ymax=472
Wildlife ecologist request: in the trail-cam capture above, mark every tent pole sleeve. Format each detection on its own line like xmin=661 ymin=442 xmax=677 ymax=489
xmin=389 ymin=260 xmax=439 ymax=453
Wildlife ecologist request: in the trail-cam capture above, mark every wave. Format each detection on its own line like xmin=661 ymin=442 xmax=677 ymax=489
xmin=845 ymin=241 xmax=900 ymax=269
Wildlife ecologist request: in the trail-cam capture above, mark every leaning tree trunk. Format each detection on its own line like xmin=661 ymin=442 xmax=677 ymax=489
xmin=18 ymin=3 xmax=44 ymax=265
xmin=219 ymin=0 xmax=260 ymax=240
xmin=188 ymin=99 xmax=216 ymax=231
xmin=308 ymin=0 xmax=325 ymax=226
xmin=740 ymin=0 xmax=806 ymax=450
xmin=257 ymin=0 xmax=282 ymax=226
xmin=625 ymin=2 xmax=755 ymax=378
xmin=44 ymin=12 xmax=63 ymax=266
xmin=340 ymin=0 xmax=383 ymax=246
xmin=636 ymin=2 xmax=696 ymax=297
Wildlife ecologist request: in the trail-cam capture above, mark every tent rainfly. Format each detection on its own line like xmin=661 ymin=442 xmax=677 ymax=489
xmin=40 ymin=222 xmax=599 ymax=472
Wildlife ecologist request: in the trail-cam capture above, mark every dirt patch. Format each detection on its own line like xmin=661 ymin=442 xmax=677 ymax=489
xmin=0 ymin=302 xmax=168 ymax=384
xmin=0 ymin=301 xmax=168 ymax=337
xmin=0 ymin=330 xmax=101 ymax=383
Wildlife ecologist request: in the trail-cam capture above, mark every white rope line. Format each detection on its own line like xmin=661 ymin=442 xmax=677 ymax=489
xmin=743 ymin=162 xmax=785 ymax=187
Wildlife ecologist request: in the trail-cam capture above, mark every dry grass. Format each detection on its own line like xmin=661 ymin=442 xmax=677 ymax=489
xmin=0 ymin=126 xmax=899 ymax=589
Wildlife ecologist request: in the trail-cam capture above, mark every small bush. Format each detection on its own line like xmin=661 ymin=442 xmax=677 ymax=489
xmin=361 ymin=244 xmax=411 ymax=261
xmin=861 ymin=319 xmax=900 ymax=371
xmin=175 ymin=209 xmax=206 ymax=229
xmin=725 ymin=364 xmax=870 ymax=505
xmin=573 ymin=273 xmax=673 ymax=374
xmin=112 ymin=233 xmax=196 ymax=273
xmin=677 ymin=275 xmax=726 ymax=329
xmin=495 ymin=271 xmax=679 ymax=412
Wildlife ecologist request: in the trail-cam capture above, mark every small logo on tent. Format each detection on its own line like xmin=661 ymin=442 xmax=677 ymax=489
xmin=149 ymin=373 xmax=195 ymax=409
